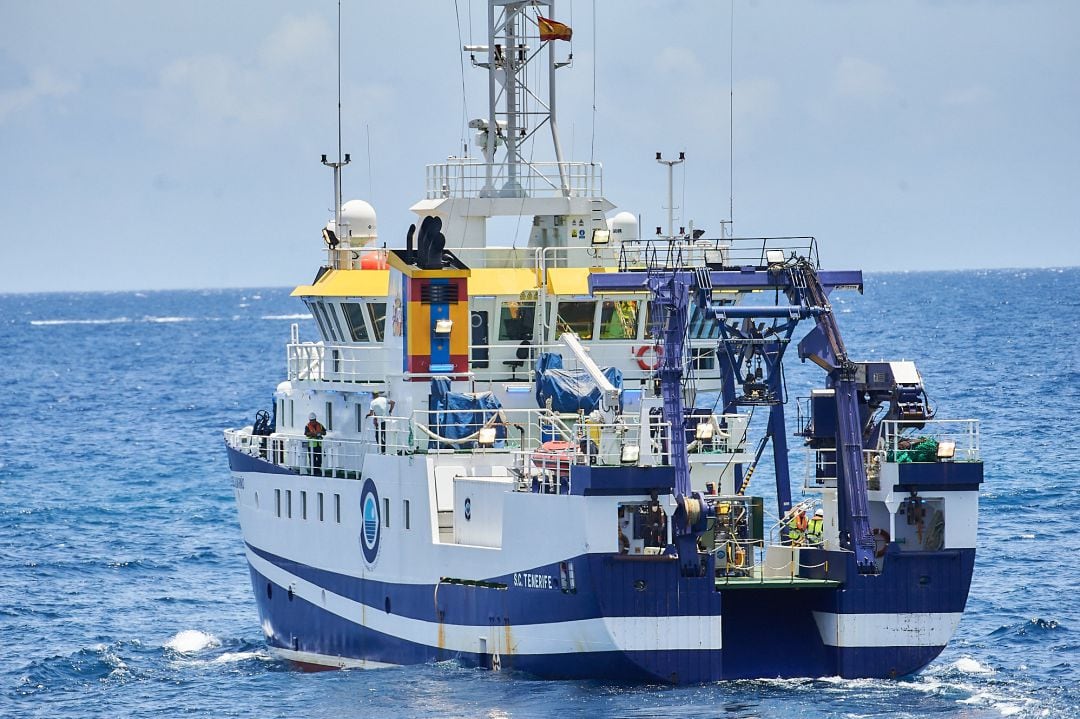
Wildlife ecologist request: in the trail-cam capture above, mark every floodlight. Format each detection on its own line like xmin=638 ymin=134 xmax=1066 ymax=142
xmin=434 ymin=319 xmax=453 ymax=335
xmin=478 ymin=427 xmax=496 ymax=447
xmin=591 ymin=229 xmax=610 ymax=246
xmin=936 ymin=440 xmax=956 ymax=460
xmin=695 ymin=422 xmax=714 ymax=440
xmin=765 ymin=249 xmax=785 ymax=266
xmin=620 ymin=444 xmax=640 ymax=464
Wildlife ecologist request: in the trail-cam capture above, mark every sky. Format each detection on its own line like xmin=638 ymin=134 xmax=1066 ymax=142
xmin=1 ymin=0 xmax=1078 ymax=293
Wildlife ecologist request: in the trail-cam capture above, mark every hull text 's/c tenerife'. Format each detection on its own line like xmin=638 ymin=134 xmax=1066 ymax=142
xmin=225 ymin=1 xmax=982 ymax=683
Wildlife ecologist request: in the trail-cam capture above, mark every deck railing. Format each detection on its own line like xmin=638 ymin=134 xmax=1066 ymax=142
xmin=225 ymin=408 xmax=691 ymax=481
xmin=425 ymin=160 xmax=603 ymax=199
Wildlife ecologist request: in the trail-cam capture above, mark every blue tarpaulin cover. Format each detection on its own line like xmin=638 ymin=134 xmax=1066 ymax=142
xmin=534 ymin=352 xmax=623 ymax=413
xmin=429 ymin=377 xmax=506 ymax=448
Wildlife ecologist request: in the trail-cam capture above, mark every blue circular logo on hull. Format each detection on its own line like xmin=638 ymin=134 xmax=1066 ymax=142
xmin=360 ymin=478 xmax=381 ymax=565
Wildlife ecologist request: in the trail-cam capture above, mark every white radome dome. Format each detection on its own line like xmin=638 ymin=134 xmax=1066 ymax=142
xmin=607 ymin=211 xmax=639 ymax=242
xmin=340 ymin=199 xmax=377 ymax=240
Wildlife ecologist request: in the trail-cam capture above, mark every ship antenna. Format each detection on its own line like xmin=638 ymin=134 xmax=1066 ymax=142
xmin=321 ymin=0 xmax=351 ymax=266
xmin=728 ymin=0 xmax=735 ymax=235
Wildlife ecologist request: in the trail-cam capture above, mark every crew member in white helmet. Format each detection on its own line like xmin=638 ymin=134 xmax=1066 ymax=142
xmin=366 ymin=391 xmax=396 ymax=453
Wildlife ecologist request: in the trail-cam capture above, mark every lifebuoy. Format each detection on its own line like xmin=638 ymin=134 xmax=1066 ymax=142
xmin=871 ymin=528 xmax=890 ymax=558
xmin=635 ymin=344 xmax=663 ymax=371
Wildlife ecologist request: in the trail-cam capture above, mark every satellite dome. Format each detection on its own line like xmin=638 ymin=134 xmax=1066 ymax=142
xmin=607 ymin=211 xmax=639 ymax=242
xmin=340 ymin=199 xmax=377 ymax=241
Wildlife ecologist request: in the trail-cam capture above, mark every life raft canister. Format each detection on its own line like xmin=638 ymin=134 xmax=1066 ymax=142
xmin=635 ymin=344 xmax=663 ymax=371
xmin=531 ymin=440 xmax=575 ymax=476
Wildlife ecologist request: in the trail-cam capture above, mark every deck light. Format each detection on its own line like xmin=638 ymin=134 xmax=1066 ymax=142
xmin=478 ymin=427 xmax=496 ymax=447
xmin=695 ymin=422 xmax=714 ymax=440
xmin=620 ymin=444 xmax=640 ymax=464
xmin=591 ymin=228 xmax=610 ymax=246
xmin=936 ymin=440 xmax=956 ymax=460
xmin=765 ymin=249 xmax=785 ymax=266
xmin=434 ymin=319 xmax=453 ymax=335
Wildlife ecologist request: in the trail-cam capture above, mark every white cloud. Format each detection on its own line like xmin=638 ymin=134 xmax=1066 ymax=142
xmin=144 ymin=14 xmax=339 ymax=144
xmin=831 ymin=56 xmax=893 ymax=100
xmin=654 ymin=46 xmax=703 ymax=76
xmin=942 ymin=84 xmax=993 ymax=107
xmin=259 ymin=14 xmax=333 ymax=69
xmin=0 ymin=67 xmax=76 ymax=123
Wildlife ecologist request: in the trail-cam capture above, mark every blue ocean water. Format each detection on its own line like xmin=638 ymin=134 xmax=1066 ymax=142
xmin=1 ymin=269 xmax=1077 ymax=718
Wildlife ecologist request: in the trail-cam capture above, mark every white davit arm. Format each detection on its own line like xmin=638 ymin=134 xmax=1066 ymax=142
xmin=559 ymin=332 xmax=620 ymax=411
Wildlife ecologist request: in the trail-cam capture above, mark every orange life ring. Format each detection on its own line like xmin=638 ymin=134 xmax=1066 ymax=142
xmin=635 ymin=344 xmax=663 ymax=371
xmin=871 ymin=528 xmax=890 ymax=558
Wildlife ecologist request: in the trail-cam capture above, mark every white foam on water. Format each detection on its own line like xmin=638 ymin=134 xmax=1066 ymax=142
xmin=164 ymin=629 xmax=220 ymax=653
xmin=144 ymin=316 xmax=195 ymax=323
xmin=952 ymin=656 xmax=994 ymax=674
xmin=30 ymin=317 xmax=131 ymax=326
xmin=212 ymin=650 xmax=269 ymax=664
xmin=261 ymin=313 xmax=311 ymax=320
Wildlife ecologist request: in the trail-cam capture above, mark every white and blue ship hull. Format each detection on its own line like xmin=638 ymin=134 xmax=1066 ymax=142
xmin=228 ymin=446 xmax=979 ymax=683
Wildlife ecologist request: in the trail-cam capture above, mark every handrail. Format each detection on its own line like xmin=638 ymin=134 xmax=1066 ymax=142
xmin=225 ymin=408 xmax=679 ymax=476
xmin=425 ymin=160 xmax=603 ymax=199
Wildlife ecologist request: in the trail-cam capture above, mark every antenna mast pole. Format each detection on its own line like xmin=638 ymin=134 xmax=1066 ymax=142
xmin=657 ymin=151 xmax=685 ymax=238
xmin=322 ymin=0 xmax=350 ymax=266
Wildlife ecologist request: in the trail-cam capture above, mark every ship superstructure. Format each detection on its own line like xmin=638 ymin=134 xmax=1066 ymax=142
xmin=224 ymin=1 xmax=981 ymax=682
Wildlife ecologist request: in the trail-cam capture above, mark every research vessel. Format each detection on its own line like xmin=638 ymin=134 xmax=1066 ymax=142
xmin=224 ymin=1 xmax=982 ymax=682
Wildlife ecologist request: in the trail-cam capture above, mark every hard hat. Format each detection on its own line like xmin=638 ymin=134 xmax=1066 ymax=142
xmin=308 ymin=412 xmax=316 ymax=420
xmin=814 ymin=509 xmax=823 ymax=517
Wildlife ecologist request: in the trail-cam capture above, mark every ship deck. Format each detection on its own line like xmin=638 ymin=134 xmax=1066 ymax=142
xmin=715 ymin=567 xmax=840 ymax=590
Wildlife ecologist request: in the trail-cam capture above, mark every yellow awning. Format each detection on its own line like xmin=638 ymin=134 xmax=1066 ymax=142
xmin=468 ymin=268 xmax=539 ymax=296
xmin=291 ymin=269 xmax=390 ymax=297
xmin=546 ymin=267 xmax=616 ymax=295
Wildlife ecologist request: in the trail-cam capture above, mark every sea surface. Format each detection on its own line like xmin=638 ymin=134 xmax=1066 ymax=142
xmin=2 ymin=269 xmax=1077 ymax=718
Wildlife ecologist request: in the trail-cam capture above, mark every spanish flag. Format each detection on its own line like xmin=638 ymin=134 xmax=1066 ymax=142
xmin=538 ymin=16 xmax=572 ymax=42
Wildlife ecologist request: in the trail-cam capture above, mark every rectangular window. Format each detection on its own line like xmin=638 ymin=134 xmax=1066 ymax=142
xmin=318 ymin=492 xmax=325 ymax=521
xmin=599 ymin=300 xmax=639 ymax=340
xmin=335 ymin=493 xmax=341 ymax=523
xmin=316 ymin=302 xmax=339 ymax=341
xmin=325 ymin=302 xmax=346 ymax=342
xmin=404 ymin=499 xmax=411 ymax=530
xmin=286 ymin=490 xmax=292 ymax=519
xmin=275 ymin=488 xmax=281 ymax=517
xmin=278 ymin=399 xmax=285 ymax=427
xmin=301 ymin=491 xmax=308 ymax=520
xmin=289 ymin=400 xmax=295 ymax=428
xmin=356 ymin=404 xmax=364 ymax=433
xmin=341 ymin=302 xmax=371 ymax=342
xmin=325 ymin=401 xmax=334 ymax=431
xmin=383 ymin=497 xmax=390 ymax=528
xmin=555 ymin=301 xmax=596 ymax=339
xmin=367 ymin=302 xmax=387 ymax=342
xmin=498 ymin=301 xmax=535 ymax=341
xmin=307 ymin=300 xmax=330 ymax=339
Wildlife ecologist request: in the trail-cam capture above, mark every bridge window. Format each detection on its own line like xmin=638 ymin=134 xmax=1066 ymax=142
xmin=367 ymin=302 xmax=387 ymax=342
xmin=644 ymin=302 xmax=721 ymax=340
xmin=498 ymin=301 xmax=535 ymax=341
xmin=314 ymin=302 xmax=341 ymax=342
xmin=342 ymin=302 xmax=371 ymax=342
xmin=599 ymin=300 xmax=639 ymax=340
xmin=555 ymin=301 xmax=596 ymax=340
